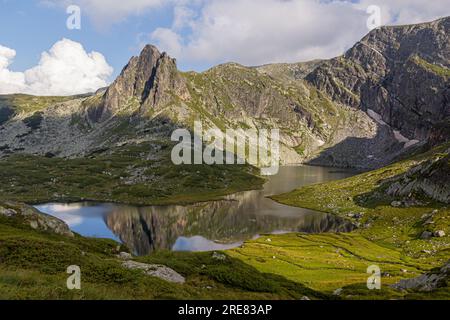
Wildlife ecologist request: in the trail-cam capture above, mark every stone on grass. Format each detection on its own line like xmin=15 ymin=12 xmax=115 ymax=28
xmin=212 ymin=252 xmax=227 ymax=261
xmin=118 ymin=252 xmax=133 ymax=260
xmin=392 ymin=260 xmax=450 ymax=292
xmin=391 ymin=201 xmax=402 ymax=208
xmin=420 ymin=231 xmax=433 ymax=240
xmin=333 ymin=288 xmax=343 ymax=296
xmin=122 ymin=261 xmax=185 ymax=284
xmin=0 ymin=207 xmax=17 ymax=217
xmin=433 ymin=230 xmax=446 ymax=238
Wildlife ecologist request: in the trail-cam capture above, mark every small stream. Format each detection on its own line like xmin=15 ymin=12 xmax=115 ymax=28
xmin=35 ymin=165 xmax=357 ymax=256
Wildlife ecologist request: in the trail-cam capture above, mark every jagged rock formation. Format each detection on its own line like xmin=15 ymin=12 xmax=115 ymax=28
xmin=93 ymin=45 xmax=190 ymax=123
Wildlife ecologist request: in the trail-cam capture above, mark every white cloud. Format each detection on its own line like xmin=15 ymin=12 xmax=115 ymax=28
xmin=41 ymin=0 xmax=450 ymax=69
xmin=0 ymin=46 xmax=26 ymax=94
xmin=0 ymin=39 xmax=113 ymax=96
xmin=149 ymin=0 xmax=450 ymax=68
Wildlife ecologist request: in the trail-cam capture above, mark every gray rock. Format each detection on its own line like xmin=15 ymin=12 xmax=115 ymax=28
xmin=118 ymin=252 xmax=133 ymax=260
xmin=433 ymin=230 xmax=446 ymax=238
xmin=307 ymin=17 xmax=449 ymax=145
xmin=391 ymin=201 xmax=402 ymax=208
xmin=392 ymin=260 xmax=450 ymax=292
xmin=0 ymin=202 xmax=73 ymax=237
xmin=333 ymin=288 xmax=343 ymax=296
xmin=384 ymin=153 xmax=450 ymax=204
xmin=212 ymin=252 xmax=227 ymax=261
xmin=0 ymin=207 xmax=17 ymax=217
xmin=420 ymin=231 xmax=433 ymax=240
xmin=122 ymin=261 xmax=185 ymax=284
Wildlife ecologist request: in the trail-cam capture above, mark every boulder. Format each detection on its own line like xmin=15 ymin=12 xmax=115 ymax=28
xmin=391 ymin=201 xmax=402 ymax=208
xmin=420 ymin=231 xmax=433 ymax=240
xmin=0 ymin=207 xmax=17 ymax=217
xmin=433 ymin=230 xmax=446 ymax=238
xmin=122 ymin=261 xmax=185 ymax=284
xmin=118 ymin=252 xmax=133 ymax=260
xmin=333 ymin=288 xmax=343 ymax=296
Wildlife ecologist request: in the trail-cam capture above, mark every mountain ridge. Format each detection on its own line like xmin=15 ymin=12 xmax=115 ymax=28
xmin=0 ymin=17 xmax=448 ymax=170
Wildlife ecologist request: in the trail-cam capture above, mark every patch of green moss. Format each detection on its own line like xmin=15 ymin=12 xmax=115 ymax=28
xmin=0 ymin=94 xmax=84 ymax=114
xmin=412 ymin=56 xmax=450 ymax=78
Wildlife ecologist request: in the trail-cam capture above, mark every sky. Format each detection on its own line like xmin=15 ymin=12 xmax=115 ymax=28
xmin=0 ymin=0 xmax=449 ymax=96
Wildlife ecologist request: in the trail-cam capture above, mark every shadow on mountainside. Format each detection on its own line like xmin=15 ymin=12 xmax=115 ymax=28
xmin=307 ymin=125 xmax=408 ymax=170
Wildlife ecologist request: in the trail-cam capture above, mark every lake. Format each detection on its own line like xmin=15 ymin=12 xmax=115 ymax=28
xmin=35 ymin=165 xmax=357 ymax=256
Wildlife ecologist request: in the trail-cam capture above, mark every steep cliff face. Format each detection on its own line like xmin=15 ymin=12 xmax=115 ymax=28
xmin=89 ymin=45 xmax=190 ymax=123
xmin=307 ymin=17 xmax=450 ymax=142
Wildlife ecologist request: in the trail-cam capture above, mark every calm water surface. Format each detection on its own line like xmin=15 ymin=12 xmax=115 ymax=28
xmin=35 ymin=166 xmax=357 ymax=256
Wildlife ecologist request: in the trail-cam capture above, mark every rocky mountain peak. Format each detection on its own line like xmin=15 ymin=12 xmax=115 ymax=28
xmin=306 ymin=16 xmax=450 ymax=141
xmin=91 ymin=44 xmax=188 ymax=122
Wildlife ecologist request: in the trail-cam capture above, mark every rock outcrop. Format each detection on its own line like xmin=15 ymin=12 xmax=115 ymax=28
xmin=92 ymin=45 xmax=190 ymax=123
xmin=307 ymin=17 xmax=449 ymax=142
xmin=384 ymin=148 xmax=450 ymax=203
xmin=0 ymin=202 xmax=74 ymax=237
xmin=392 ymin=260 xmax=449 ymax=292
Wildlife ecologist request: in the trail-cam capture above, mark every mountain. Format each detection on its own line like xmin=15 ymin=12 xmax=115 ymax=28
xmin=307 ymin=17 xmax=449 ymax=142
xmin=0 ymin=17 xmax=448 ymax=175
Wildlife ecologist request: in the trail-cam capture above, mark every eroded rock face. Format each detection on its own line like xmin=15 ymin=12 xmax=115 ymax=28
xmin=0 ymin=202 xmax=74 ymax=237
xmin=392 ymin=260 xmax=450 ymax=292
xmin=94 ymin=45 xmax=190 ymax=123
xmin=307 ymin=17 xmax=450 ymax=142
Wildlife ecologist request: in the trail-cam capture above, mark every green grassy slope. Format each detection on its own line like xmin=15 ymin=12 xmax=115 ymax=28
xmin=0 ymin=142 xmax=264 ymax=206
xmin=0 ymin=210 xmax=325 ymax=300
xmin=225 ymin=143 xmax=450 ymax=299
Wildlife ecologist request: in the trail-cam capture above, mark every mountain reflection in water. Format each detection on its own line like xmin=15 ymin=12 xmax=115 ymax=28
xmin=35 ymin=166 xmax=357 ymax=256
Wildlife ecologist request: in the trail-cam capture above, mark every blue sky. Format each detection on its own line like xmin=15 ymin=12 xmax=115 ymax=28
xmin=0 ymin=0 xmax=176 ymax=74
xmin=1 ymin=0 xmax=448 ymax=95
